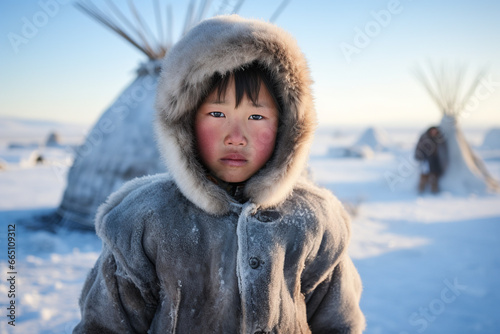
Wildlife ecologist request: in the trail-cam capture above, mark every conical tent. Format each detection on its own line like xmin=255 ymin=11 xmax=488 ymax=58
xmin=57 ymin=61 xmax=164 ymax=229
xmin=56 ymin=0 xmax=231 ymax=230
xmin=353 ymin=126 xmax=391 ymax=151
xmin=415 ymin=63 xmax=499 ymax=194
xmin=482 ymin=128 xmax=500 ymax=150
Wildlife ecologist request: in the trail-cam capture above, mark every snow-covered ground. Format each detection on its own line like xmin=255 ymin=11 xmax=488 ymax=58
xmin=1 ymin=118 xmax=499 ymax=333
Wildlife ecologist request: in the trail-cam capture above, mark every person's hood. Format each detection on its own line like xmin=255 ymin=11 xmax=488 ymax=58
xmin=155 ymin=15 xmax=316 ymax=215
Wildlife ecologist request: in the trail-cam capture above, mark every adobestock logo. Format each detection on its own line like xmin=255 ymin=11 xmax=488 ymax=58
xmin=461 ymin=74 xmax=500 ymax=120
xmin=8 ymin=0 xmax=70 ymax=54
xmin=400 ymin=278 xmax=467 ymax=334
xmin=339 ymin=0 xmax=405 ymax=64
xmin=215 ymin=0 xmax=241 ymax=15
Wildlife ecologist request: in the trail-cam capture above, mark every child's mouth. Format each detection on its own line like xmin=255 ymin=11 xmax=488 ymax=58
xmin=220 ymin=153 xmax=247 ymax=167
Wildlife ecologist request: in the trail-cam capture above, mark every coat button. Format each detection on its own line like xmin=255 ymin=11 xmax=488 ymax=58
xmin=249 ymin=257 xmax=261 ymax=269
xmin=253 ymin=210 xmax=281 ymax=223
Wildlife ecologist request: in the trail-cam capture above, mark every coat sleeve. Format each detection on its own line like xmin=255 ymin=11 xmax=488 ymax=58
xmin=301 ymin=186 xmax=366 ymax=333
xmin=306 ymin=254 xmax=365 ymax=334
xmin=73 ymin=184 xmax=161 ymax=333
xmin=73 ymin=243 xmax=159 ymax=333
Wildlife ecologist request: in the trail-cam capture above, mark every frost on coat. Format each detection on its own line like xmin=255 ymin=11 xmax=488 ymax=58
xmin=75 ymin=15 xmax=365 ymax=333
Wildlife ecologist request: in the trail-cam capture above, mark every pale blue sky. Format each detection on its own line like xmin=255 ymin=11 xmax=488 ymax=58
xmin=1 ymin=0 xmax=499 ymax=127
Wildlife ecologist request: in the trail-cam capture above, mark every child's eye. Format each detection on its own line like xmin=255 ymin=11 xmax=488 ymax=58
xmin=249 ymin=115 xmax=264 ymax=120
xmin=209 ymin=112 xmax=225 ymax=118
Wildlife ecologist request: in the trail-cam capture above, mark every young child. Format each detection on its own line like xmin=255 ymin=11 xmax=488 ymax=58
xmin=74 ymin=15 xmax=365 ymax=333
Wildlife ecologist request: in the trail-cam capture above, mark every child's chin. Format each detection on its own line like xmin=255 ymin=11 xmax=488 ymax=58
xmin=219 ymin=173 xmax=249 ymax=184
xmin=222 ymin=176 xmax=245 ymax=183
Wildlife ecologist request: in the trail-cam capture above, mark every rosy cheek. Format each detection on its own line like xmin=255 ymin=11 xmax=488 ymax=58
xmin=256 ymin=126 xmax=277 ymax=146
xmin=252 ymin=124 xmax=277 ymax=163
xmin=196 ymin=123 xmax=220 ymax=162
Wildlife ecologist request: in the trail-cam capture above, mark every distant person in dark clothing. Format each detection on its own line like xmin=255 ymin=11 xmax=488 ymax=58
xmin=415 ymin=126 xmax=447 ymax=193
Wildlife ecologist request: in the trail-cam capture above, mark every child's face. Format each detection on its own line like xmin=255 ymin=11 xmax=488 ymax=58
xmin=195 ymin=78 xmax=279 ymax=183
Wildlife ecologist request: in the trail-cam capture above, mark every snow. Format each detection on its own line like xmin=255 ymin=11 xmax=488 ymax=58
xmin=1 ymin=121 xmax=500 ymax=333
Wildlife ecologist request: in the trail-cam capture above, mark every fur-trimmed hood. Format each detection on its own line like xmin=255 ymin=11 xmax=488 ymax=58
xmin=155 ymin=15 xmax=316 ymax=215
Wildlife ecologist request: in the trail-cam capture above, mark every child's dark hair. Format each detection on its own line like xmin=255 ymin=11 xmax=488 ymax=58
xmin=206 ymin=61 xmax=283 ymax=114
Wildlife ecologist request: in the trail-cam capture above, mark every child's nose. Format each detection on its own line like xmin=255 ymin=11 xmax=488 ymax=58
xmin=224 ymin=123 xmax=247 ymax=146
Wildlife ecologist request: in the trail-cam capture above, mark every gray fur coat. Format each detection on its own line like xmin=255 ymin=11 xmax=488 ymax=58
xmin=74 ymin=15 xmax=365 ymax=334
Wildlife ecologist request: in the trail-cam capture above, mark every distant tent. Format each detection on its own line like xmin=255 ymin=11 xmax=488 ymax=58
xmin=45 ymin=131 xmax=61 ymax=147
xmin=56 ymin=0 xmax=243 ymax=230
xmin=482 ymin=128 xmax=500 ymax=150
xmin=352 ymin=127 xmax=391 ymax=152
xmin=415 ymin=62 xmax=499 ymax=194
